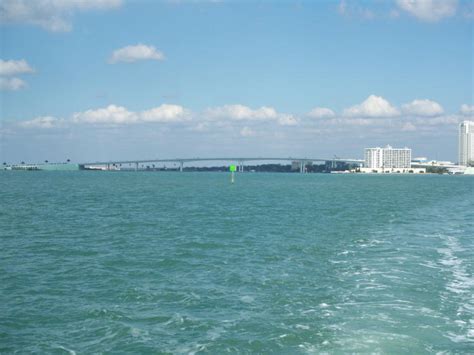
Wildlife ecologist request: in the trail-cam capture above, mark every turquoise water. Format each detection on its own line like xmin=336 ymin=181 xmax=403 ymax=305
xmin=1 ymin=172 xmax=473 ymax=353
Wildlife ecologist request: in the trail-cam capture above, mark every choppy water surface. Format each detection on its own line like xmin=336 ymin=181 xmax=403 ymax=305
xmin=1 ymin=172 xmax=473 ymax=353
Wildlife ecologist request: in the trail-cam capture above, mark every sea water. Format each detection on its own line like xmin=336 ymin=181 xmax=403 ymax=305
xmin=1 ymin=172 xmax=473 ymax=353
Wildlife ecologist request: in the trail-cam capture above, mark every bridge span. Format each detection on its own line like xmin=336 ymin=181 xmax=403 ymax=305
xmin=80 ymin=157 xmax=364 ymax=173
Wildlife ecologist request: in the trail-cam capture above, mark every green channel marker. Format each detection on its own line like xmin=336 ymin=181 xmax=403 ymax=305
xmin=230 ymin=165 xmax=236 ymax=183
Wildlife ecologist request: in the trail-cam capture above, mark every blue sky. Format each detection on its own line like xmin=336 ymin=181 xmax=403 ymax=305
xmin=0 ymin=0 xmax=473 ymax=163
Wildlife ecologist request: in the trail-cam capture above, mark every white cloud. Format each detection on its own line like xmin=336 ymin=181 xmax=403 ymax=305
xmin=205 ymin=104 xmax=298 ymax=126
xmin=414 ymin=114 xmax=461 ymax=125
xmin=19 ymin=116 xmax=63 ymax=129
xmin=109 ymin=44 xmax=165 ymax=64
xmin=343 ymin=95 xmax=400 ymax=118
xmin=0 ymin=59 xmax=34 ymax=90
xmin=0 ymin=59 xmax=34 ymax=76
xmin=15 ymin=98 xmax=463 ymax=135
xmin=402 ymin=99 xmax=444 ymax=116
xmin=72 ymin=105 xmax=138 ymax=124
xmin=278 ymin=114 xmax=299 ymax=126
xmin=205 ymin=104 xmax=278 ymax=121
xmin=324 ymin=117 xmax=385 ymax=126
xmin=460 ymin=104 xmax=474 ymax=116
xmin=141 ymin=104 xmax=190 ymax=122
xmin=337 ymin=0 xmax=376 ymax=19
xmin=0 ymin=77 xmax=26 ymax=91
xmin=0 ymin=0 xmax=122 ymax=32
xmin=70 ymin=104 xmax=189 ymax=125
xmin=395 ymin=0 xmax=457 ymax=22
xmin=240 ymin=126 xmax=255 ymax=137
xmin=308 ymin=107 xmax=335 ymax=119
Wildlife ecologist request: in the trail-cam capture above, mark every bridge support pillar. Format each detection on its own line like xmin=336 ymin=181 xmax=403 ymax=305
xmin=135 ymin=162 xmax=138 ymax=171
xmin=179 ymin=161 xmax=184 ymax=172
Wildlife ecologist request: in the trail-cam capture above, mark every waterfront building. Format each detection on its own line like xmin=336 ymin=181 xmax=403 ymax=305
xmin=4 ymin=163 xmax=79 ymax=171
xmin=412 ymin=157 xmax=428 ymax=163
xmin=358 ymin=167 xmax=425 ymax=174
xmin=365 ymin=145 xmax=411 ymax=169
xmin=459 ymin=121 xmax=474 ymax=166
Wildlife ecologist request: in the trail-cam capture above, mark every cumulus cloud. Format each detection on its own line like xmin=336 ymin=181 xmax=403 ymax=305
xmin=19 ymin=116 xmax=63 ymax=129
xmin=70 ymin=104 xmax=189 ymax=125
xmin=308 ymin=107 xmax=336 ymax=119
xmin=343 ymin=95 xmax=400 ymax=118
xmin=109 ymin=44 xmax=165 ymax=64
xmin=206 ymin=104 xmax=278 ymax=121
xmin=402 ymin=99 xmax=444 ymax=116
xmin=395 ymin=0 xmax=457 ymax=22
xmin=0 ymin=59 xmax=34 ymax=76
xmin=15 ymin=98 xmax=465 ymax=136
xmin=18 ymin=104 xmax=190 ymax=127
xmin=0 ymin=77 xmax=26 ymax=91
xmin=205 ymin=104 xmax=298 ymax=126
xmin=0 ymin=59 xmax=34 ymax=91
xmin=141 ymin=104 xmax=190 ymax=122
xmin=278 ymin=114 xmax=299 ymax=126
xmin=72 ymin=105 xmax=138 ymax=124
xmin=0 ymin=0 xmax=122 ymax=32
xmin=460 ymin=104 xmax=474 ymax=116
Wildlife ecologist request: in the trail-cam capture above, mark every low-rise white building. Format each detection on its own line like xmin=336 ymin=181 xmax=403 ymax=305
xmin=358 ymin=167 xmax=425 ymax=174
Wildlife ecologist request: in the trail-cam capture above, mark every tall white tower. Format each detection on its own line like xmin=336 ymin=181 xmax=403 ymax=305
xmin=459 ymin=121 xmax=474 ymax=166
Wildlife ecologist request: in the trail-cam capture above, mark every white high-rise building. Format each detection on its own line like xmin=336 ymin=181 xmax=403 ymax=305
xmin=459 ymin=121 xmax=474 ymax=166
xmin=365 ymin=145 xmax=411 ymax=169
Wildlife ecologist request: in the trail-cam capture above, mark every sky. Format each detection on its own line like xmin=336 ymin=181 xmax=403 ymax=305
xmin=0 ymin=0 xmax=473 ymax=164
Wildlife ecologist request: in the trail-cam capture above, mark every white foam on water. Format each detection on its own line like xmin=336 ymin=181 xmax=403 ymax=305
xmin=337 ymin=250 xmax=353 ymax=256
xmin=206 ymin=326 xmax=226 ymax=341
xmin=437 ymin=235 xmax=474 ymax=343
xmin=438 ymin=237 xmax=474 ymax=295
xmin=419 ymin=261 xmax=442 ymax=270
xmin=240 ymin=295 xmax=254 ymax=303
xmin=298 ymin=342 xmax=328 ymax=354
xmin=54 ymin=345 xmax=76 ymax=355
xmin=164 ymin=313 xmax=185 ymax=326
xmin=130 ymin=327 xmax=150 ymax=340
xmin=173 ymin=342 xmax=207 ymax=355
xmin=181 ymin=292 xmax=201 ymax=304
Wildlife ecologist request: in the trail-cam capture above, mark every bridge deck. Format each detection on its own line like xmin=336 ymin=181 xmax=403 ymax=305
xmin=81 ymin=157 xmax=364 ymax=166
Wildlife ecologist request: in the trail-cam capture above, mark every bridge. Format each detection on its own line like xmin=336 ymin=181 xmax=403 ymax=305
xmin=80 ymin=157 xmax=364 ymax=173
